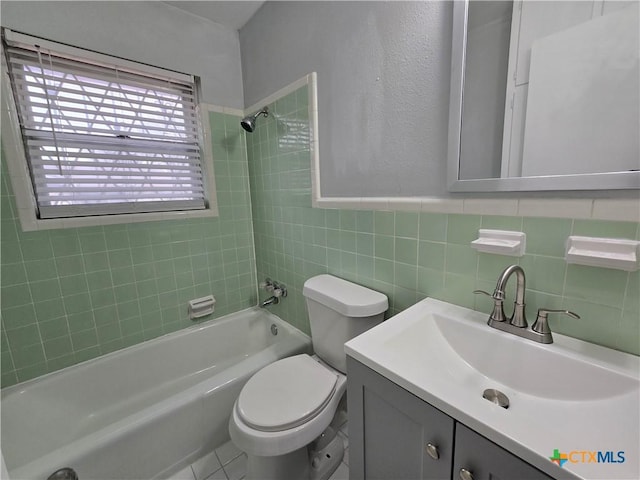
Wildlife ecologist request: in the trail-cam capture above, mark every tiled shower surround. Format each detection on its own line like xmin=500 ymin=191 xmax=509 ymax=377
xmin=1 ymin=84 xmax=639 ymax=388
xmin=0 ymin=111 xmax=257 ymax=387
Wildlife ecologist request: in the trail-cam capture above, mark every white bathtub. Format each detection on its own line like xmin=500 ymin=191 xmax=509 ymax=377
xmin=1 ymin=308 xmax=311 ymax=480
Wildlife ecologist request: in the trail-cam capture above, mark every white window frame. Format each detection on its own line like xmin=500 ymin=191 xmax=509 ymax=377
xmin=1 ymin=29 xmax=218 ymax=231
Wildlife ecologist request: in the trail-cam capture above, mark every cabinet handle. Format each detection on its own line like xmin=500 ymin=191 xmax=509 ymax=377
xmin=459 ymin=468 xmax=474 ymax=480
xmin=425 ymin=443 xmax=439 ymax=460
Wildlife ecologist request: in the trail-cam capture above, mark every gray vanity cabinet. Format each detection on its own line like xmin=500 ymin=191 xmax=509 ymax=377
xmin=453 ymin=423 xmax=554 ymax=480
xmin=347 ymin=357 xmax=455 ymax=480
xmin=347 ymin=357 xmax=556 ymax=480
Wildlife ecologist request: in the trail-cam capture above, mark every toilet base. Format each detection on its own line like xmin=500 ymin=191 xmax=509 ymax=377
xmin=244 ymin=432 xmax=344 ymax=480
xmin=245 ymin=448 xmax=309 ymax=480
xmin=309 ymin=432 xmax=344 ymax=480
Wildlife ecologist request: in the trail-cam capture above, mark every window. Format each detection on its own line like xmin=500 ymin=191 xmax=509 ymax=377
xmin=2 ymin=29 xmax=209 ymax=219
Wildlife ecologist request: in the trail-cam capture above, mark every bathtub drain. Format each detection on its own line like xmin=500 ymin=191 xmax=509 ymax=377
xmin=270 ymin=324 xmax=278 ymax=335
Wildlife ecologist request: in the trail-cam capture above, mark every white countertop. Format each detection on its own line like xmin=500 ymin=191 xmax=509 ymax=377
xmin=345 ymin=298 xmax=640 ymax=480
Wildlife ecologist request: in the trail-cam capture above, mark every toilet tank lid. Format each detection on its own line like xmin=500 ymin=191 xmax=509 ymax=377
xmin=303 ymin=274 xmax=388 ymax=317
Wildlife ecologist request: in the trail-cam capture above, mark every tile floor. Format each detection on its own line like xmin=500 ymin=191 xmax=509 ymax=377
xmin=168 ymin=414 xmax=349 ymax=480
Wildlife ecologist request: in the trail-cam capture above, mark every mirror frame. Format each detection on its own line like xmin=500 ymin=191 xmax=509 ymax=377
xmin=447 ymin=0 xmax=640 ymax=193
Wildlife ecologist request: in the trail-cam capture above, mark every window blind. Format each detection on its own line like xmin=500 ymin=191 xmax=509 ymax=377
xmin=4 ymin=35 xmax=205 ymax=218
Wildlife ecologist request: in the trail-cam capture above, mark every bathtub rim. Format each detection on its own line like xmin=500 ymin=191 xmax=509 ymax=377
xmin=1 ymin=307 xmax=308 ymax=395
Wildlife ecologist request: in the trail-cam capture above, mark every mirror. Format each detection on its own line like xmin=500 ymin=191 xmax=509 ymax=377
xmin=447 ymin=0 xmax=640 ymax=192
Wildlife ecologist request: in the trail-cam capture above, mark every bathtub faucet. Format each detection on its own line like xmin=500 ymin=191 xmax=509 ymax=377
xmin=259 ymin=278 xmax=287 ymax=307
xmin=260 ymin=295 xmax=280 ymax=307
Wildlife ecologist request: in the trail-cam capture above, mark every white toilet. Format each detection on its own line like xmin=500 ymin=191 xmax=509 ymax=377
xmin=229 ymin=274 xmax=388 ymax=480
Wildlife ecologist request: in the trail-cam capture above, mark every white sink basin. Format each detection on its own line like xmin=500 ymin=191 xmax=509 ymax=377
xmin=384 ymin=305 xmax=636 ymax=401
xmin=345 ymin=298 xmax=640 ymax=480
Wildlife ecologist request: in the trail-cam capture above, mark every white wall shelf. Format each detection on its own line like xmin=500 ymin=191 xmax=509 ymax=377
xmin=565 ymin=236 xmax=640 ymax=271
xmin=470 ymin=229 xmax=526 ymax=257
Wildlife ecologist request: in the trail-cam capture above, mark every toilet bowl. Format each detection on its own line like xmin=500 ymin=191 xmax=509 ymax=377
xmin=230 ymin=354 xmax=346 ymax=455
xmin=229 ymin=275 xmax=388 ymax=480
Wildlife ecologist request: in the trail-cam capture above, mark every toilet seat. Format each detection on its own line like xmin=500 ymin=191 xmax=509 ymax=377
xmin=236 ymin=354 xmax=338 ymax=432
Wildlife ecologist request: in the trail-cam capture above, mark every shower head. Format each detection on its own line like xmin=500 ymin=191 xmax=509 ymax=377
xmin=241 ymin=107 xmax=269 ymax=133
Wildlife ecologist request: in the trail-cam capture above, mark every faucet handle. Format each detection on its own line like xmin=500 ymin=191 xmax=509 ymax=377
xmin=473 ymin=290 xmax=507 ymax=323
xmin=272 ymin=283 xmax=287 ymax=298
xmin=260 ymin=278 xmax=275 ymax=292
xmin=532 ymin=308 xmax=580 ymax=335
xmin=473 ymin=289 xmax=501 ymax=299
xmin=473 ymin=289 xmax=492 ymax=297
xmin=473 ymin=289 xmax=506 ymax=301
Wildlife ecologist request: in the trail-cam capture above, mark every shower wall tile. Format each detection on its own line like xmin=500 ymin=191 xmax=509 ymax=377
xmin=247 ymin=84 xmax=640 ymax=358
xmin=0 ymin=111 xmax=256 ymax=388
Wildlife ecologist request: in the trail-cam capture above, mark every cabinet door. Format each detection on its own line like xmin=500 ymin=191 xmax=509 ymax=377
xmin=347 ymin=357 xmax=455 ymax=480
xmin=453 ymin=423 xmax=555 ymax=480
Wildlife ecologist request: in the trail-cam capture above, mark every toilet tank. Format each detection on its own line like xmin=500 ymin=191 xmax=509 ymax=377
xmin=303 ymin=275 xmax=388 ymax=373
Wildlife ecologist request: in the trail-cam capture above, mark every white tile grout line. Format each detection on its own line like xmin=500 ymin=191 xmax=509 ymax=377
xmin=315 ymin=196 xmax=640 ymax=222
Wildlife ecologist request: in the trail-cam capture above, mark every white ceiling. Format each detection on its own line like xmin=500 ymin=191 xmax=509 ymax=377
xmin=162 ymin=1 xmax=265 ymax=30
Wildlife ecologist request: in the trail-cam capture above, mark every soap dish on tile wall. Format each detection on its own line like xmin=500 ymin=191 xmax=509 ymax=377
xmin=188 ymin=295 xmax=216 ymax=319
xmin=565 ymin=236 xmax=640 ymax=271
xmin=470 ymin=229 xmax=526 ymax=257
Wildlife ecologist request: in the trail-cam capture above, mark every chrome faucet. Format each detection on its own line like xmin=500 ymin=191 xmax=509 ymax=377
xmin=485 ymin=264 xmax=527 ymax=328
xmin=474 ymin=265 xmax=579 ymax=344
xmin=259 ymin=277 xmax=287 ymax=308
xmin=260 ymin=296 xmax=280 ymax=307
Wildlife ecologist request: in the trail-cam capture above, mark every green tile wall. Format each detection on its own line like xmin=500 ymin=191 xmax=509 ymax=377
xmin=0 ymin=111 xmax=257 ymax=387
xmin=248 ymin=84 xmax=640 ymax=356
xmin=3 ymin=86 xmax=639 ymax=390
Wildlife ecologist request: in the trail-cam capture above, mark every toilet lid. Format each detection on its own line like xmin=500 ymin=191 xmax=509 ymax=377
xmin=237 ymin=354 xmax=338 ymax=432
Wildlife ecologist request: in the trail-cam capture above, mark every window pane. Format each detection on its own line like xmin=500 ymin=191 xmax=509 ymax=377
xmin=4 ymin=41 xmax=205 ymax=218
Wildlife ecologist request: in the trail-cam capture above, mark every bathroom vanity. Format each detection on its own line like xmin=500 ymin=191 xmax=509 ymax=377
xmin=347 ymin=357 xmax=555 ymax=480
xmin=344 ymin=298 xmax=640 ymax=480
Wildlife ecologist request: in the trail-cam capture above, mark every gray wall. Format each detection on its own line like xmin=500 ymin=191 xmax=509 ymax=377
xmin=1 ymin=1 xmax=244 ymax=108
xmin=240 ymin=1 xmax=453 ymax=197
